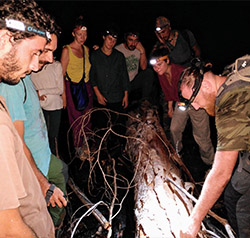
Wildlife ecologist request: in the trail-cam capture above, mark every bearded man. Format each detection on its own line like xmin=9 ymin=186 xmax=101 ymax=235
xmin=0 ymin=0 xmax=57 ymax=237
xmin=115 ymin=29 xmax=157 ymax=104
xmin=0 ymin=30 xmax=68 ymax=230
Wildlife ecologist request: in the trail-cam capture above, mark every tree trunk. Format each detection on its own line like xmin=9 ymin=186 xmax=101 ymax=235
xmin=125 ymin=101 xmax=206 ymax=238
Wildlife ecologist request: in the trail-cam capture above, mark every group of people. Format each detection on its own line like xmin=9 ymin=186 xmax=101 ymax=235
xmin=150 ymin=16 xmax=249 ymax=238
xmin=59 ymin=18 xmax=159 ymax=156
xmin=0 ymin=0 xmax=249 ymax=237
xmin=59 ymin=15 xmax=211 ymax=161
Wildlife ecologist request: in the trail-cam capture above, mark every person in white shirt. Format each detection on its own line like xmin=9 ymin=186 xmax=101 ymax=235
xmin=31 ymin=60 xmax=64 ymax=155
xmin=115 ymin=29 xmax=157 ymax=104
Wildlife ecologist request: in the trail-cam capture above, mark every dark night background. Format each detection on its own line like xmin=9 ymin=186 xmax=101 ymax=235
xmin=38 ymin=0 xmax=250 ymax=74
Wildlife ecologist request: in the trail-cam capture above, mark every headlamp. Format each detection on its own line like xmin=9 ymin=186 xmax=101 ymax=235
xmin=150 ymin=55 xmax=168 ymax=65
xmin=74 ymin=26 xmax=87 ymax=32
xmin=177 ymin=102 xmax=188 ymax=111
xmin=105 ymin=30 xmax=118 ymax=39
xmin=155 ymin=24 xmax=169 ymax=32
xmin=126 ymin=32 xmax=139 ymax=38
xmin=1 ymin=18 xmax=51 ymax=41
xmin=177 ymin=58 xmax=205 ymax=111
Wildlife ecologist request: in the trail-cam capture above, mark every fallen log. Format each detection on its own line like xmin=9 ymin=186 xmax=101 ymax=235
xmin=125 ymin=101 xmax=225 ymax=238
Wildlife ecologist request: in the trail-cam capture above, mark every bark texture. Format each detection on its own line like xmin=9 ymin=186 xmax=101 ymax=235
xmin=125 ymin=101 xmax=206 ymax=238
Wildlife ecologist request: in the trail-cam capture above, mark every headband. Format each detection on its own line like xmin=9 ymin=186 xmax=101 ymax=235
xmin=0 ymin=18 xmax=51 ymax=41
xmin=73 ymin=26 xmax=87 ymax=32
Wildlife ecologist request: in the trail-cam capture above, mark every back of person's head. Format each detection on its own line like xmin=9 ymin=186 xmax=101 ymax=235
xmin=0 ymin=0 xmax=57 ymax=41
xmin=180 ymin=58 xmax=212 ymax=89
xmin=180 ymin=67 xmax=198 ymax=89
xmin=103 ymin=23 xmax=119 ymax=39
xmin=73 ymin=15 xmax=88 ymax=32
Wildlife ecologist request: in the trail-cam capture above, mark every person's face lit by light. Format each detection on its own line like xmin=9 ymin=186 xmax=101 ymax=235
xmin=103 ymin=34 xmax=117 ymax=50
xmin=37 ymin=33 xmax=58 ymax=70
xmin=0 ymin=35 xmax=46 ymax=85
xmin=73 ymin=28 xmax=87 ymax=46
xmin=126 ymin=35 xmax=139 ymax=51
xmin=156 ymin=25 xmax=171 ymax=42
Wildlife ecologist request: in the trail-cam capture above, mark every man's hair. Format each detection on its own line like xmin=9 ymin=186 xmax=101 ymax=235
xmin=0 ymin=0 xmax=59 ymax=40
xmin=180 ymin=67 xmax=197 ymax=89
xmin=180 ymin=58 xmax=210 ymax=89
xmin=124 ymin=28 xmax=140 ymax=40
xmin=103 ymin=23 xmax=119 ymax=39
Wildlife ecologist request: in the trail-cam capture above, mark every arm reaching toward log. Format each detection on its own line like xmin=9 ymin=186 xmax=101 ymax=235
xmin=180 ymin=150 xmax=238 ymax=238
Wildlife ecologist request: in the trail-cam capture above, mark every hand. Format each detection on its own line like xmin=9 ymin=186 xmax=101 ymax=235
xmin=97 ymin=94 xmax=107 ymax=106
xmin=154 ymin=30 xmax=166 ymax=45
xmin=38 ymin=94 xmax=47 ymax=101
xmin=122 ymin=94 xmax=128 ymax=109
xmin=179 ymin=217 xmax=201 ymax=238
xmin=168 ymin=107 xmax=174 ymax=118
xmin=136 ymin=42 xmax=145 ymax=54
xmin=93 ymin=45 xmax=99 ymax=50
xmin=47 ymin=185 xmax=67 ymax=208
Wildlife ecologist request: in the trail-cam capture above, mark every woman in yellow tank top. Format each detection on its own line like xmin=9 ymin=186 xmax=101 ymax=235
xmin=60 ymin=16 xmax=93 ymax=156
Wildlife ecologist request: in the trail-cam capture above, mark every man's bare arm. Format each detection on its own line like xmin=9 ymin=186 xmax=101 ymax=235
xmin=0 ymin=208 xmax=37 ymax=238
xmin=13 ymin=120 xmax=67 ymax=208
xmin=180 ymin=150 xmax=238 ymax=237
xmin=136 ymin=42 xmax=147 ymax=70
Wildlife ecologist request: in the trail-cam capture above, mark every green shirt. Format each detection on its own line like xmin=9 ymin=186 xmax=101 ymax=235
xmin=215 ymin=78 xmax=250 ymax=151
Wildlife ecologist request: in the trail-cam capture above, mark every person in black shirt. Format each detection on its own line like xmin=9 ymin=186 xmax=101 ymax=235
xmin=153 ymin=16 xmax=200 ymax=67
xmin=89 ymin=25 xmax=129 ymax=148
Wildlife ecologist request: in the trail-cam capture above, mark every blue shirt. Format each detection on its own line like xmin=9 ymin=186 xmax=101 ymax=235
xmin=0 ymin=75 xmax=51 ymax=176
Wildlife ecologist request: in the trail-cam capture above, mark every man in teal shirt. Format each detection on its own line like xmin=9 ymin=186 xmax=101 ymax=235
xmin=0 ymin=33 xmax=68 ymax=229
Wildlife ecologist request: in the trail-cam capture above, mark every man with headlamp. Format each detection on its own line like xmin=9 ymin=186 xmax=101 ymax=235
xmin=179 ymin=59 xmax=250 ymax=237
xmin=153 ymin=16 xmax=200 ymax=67
xmin=0 ymin=0 xmax=56 ymax=237
xmin=115 ymin=29 xmax=156 ymax=104
xmin=0 ymin=29 xmax=69 ymax=231
xmin=90 ymin=24 xmax=129 ymax=149
xmin=150 ymin=48 xmax=214 ymax=167
xmin=90 ymin=25 xmax=129 ymax=109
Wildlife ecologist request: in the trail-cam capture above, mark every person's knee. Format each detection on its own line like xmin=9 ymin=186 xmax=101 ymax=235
xmin=170 ymin=121 xmax=179 ymax=135
xmin=48 ymin=155 xmax=68 ymax=190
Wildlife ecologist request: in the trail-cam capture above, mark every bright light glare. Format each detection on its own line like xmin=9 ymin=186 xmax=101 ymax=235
xmin=150 ymin=59 xmax=157 ymax=65
xmin=6 ymin=19 xmax=25 ymax=31
xmin=178 ymin=102 xmax=187 ymax=111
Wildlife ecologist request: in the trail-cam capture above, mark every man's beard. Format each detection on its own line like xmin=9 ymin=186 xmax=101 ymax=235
xmin=204 ymin=92 xmax=216 ymax=116
xmin=125 ymin=42 xmax=136 ymax=51
xmin=0 ymin=46 xmax=25 ymax=85
xmin=128 ymin=45 xmax=136 ymax=51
